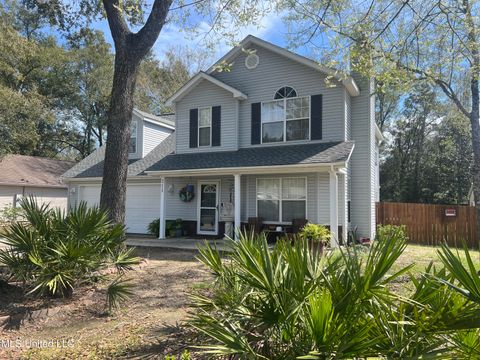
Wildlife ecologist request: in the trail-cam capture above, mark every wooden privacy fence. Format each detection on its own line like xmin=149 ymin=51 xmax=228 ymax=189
xmin=376 ymin=202 xmax=478 ymax=248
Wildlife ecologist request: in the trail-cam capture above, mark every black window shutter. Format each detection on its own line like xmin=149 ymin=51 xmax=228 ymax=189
xmin=251 ymin=102 xmax=261 ymax=144
xmin=189 ymin=108 xmax=198 ymax=148
xmin=311 ymin=94 xmax=323 ymax=140
xmin=212 ymin=106 xmax=221 ymax=146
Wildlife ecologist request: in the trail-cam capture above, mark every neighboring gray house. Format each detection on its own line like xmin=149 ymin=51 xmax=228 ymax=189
xmin=0 ymin=155 xmax=75 ymax=212
xmin=63 ymin=36 xmax=381 ymax=244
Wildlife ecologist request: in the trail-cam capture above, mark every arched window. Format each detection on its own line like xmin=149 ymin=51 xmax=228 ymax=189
xmin=261 ymin=85 xmax=310 ymax=143
xmin=274 ymin=86 xmax=297 ymax=99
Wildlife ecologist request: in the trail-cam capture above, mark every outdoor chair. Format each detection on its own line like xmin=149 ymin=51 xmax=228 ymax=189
xmin=286 ymin=218 xmax=308 ymax=240
xmin=246 ymin=217 xmax=264 ymax=234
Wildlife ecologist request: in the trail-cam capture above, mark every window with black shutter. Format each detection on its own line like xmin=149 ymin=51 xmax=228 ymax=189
xmin=310 ymin=94 xmax=323 ymax=140
xmin=212 ymin=106 xmax=221 ymax=146
xmin=251 ymin=102 xmax=261 ymax=145
xmin=189 ymin=108 xmax=198 ymax=148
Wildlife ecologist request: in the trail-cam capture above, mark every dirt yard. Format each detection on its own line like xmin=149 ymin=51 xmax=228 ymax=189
xmin=0 ymin=247 xmax=211 ymax=359
xmin=1 ymin=244 xmax=478 ymax=359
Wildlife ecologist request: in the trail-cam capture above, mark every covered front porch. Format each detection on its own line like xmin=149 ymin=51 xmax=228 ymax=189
xmin=149 ymin=167 xmax=347 ymax=247
xmin=144 ymin=141 xmax=354 ymax=247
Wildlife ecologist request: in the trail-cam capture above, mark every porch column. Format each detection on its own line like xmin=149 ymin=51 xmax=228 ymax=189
xmin=329 ymin=168 xmax=339 ymax=247
xmin=234 ymin=174 xmax=241 ymax=240
xmin=159 ymin=177 xmax=166 ymax=239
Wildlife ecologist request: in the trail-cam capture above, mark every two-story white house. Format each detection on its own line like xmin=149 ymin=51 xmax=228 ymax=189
xmin=63 ymin=35 xmax=381 ymax=245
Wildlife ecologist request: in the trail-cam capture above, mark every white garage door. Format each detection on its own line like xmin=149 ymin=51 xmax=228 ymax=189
xmin=78 ymin=184 xmax=160 ymax=234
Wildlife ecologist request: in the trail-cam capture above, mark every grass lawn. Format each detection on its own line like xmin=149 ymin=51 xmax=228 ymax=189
xmin=394 ymin=243 xmax=480 ymax=272
xmin=0 ymin=243 xmax=478 ymax=359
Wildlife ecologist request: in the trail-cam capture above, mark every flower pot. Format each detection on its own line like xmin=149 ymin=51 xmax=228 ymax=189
xmin=175 ymin=229 xmax=183 ymax=237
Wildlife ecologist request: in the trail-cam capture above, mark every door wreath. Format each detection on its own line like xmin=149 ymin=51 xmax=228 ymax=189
xmin=179 ymin=185 xmax=195 ymax=202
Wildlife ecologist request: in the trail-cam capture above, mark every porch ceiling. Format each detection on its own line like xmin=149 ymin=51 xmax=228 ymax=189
xmin=145 ymin=141 xmax=354 ymax=176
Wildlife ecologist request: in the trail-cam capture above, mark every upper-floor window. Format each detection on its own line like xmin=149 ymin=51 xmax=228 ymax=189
xmin=274 ymin=86 xmax=297 ymax=99
xmin=129 ymin=120 xmax=137 ymax=153
xmin=198 ymin=107 xmax=212 ymax=146
xmin=261 ymin=86 xmax=310 ymax=143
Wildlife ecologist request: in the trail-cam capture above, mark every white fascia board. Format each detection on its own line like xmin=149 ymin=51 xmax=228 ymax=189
xmin=165 ymin=72 xmax=247 ymax=106
xmin=0 ymin=181 xmax=67 ymax=189
xmin=65 ymin=176 xmax=160 ymax=183
xmin=206 ymin=35 xmax=360 ymax=97
xmin=142 ymin=117 xmax=175 ymax=130
xmin=144 ymin=161 xmax=348 ymax=177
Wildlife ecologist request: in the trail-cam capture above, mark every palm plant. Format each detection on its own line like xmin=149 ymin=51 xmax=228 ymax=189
xmin=0 ymin=197 xmax=139 ymax=309
xmin=188 ymin=229 xmax=480 ymax=359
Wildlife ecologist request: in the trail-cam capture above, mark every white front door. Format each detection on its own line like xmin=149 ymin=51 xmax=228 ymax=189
xmin=197 ymin=181 xmax=219 ymax=235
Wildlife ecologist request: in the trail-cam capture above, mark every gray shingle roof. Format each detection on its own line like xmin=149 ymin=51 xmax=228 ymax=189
xmin=146 ymin=141 xmax=354 ymax=172
xmin=66 ymin=134 xmax=176 ymax=179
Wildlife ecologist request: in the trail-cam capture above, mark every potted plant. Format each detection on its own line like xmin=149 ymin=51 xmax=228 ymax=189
xmin=148 ymin=218 xmax=160 ymax=238
xmin=166 ymin=220 xmax=176 ymax=238
xmin=299 ymin=223 xmax=331 ymax=254
xmin=175 ymin=218 xmax=183 ymax=237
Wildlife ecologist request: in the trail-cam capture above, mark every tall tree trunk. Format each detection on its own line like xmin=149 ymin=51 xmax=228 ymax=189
xmin=469 ymin=79 xmax=480 ymax=242
xmin=463 ymin=0 xmax=480 ymax=242
xmin=100 ymin=49 xmax=140 ymax=223
xmin=99 ymin=0 xmax=171 ymax=223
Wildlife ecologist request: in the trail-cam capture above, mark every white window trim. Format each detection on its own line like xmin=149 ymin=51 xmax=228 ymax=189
xmin=260 ymin=95 xmax=311 ymax=144
xmin=272 ymin=85 xmax=298 ymax=100
xmin=129 ymin=120 xmax=138 ymax=154
xmin=198 ymin=106 xmax=212 ymax=147
xmin=255 ymin=176 xmax=307 ymax=224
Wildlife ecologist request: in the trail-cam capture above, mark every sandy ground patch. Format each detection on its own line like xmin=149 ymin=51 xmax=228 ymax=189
xmin=0 ymin=247 xmax=212 ymax=359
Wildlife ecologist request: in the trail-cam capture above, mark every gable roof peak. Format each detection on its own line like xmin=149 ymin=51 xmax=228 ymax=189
xmin=207 ymin=35 xmax=360 ymax=97
xmin=165 ymin=71 xmax=247 ymax=106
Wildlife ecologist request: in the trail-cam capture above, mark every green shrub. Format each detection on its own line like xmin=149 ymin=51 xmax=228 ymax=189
xmin=0 ymin=197 xmax=139 ymax=308
xmin=376 ymin=224 xmax=408 ymax=242
xmin=299 ymin=223 xmax=331 ymax=246
xmin=148 ymin=218 xmax=160 ymax=237
xmin=0 ymin=204 xmax=23 ymax=226
xmin=189 ymin=230 xmax=480 ymax=359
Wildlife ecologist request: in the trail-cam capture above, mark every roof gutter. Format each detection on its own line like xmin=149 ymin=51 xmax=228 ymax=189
xmin=144 ymin=161 xmax=349 ymax=177
xmin=0 ymin=181 xmax=67 ymax=189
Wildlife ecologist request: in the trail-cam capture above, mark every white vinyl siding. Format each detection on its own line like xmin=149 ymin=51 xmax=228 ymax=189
xmin=350 ymin=75 xmax=376 ymax=239
xmin=0 ymin=185 xmax=68 ymax=211
xmin=174 ymin=80 xmax=237 ymax=154
xmin=212 ymin=45 xmax=346 ymax=148
xmin=142 ymin=122 xmax=173 ymax=157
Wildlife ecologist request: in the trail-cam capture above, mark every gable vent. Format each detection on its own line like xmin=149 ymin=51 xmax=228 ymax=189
xmin=245 ymin=53 xmax=259 ymax=69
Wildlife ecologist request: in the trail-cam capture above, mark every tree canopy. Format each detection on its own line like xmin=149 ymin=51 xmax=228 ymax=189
xmin=0 ymin=1 xmax=192 ymax=160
